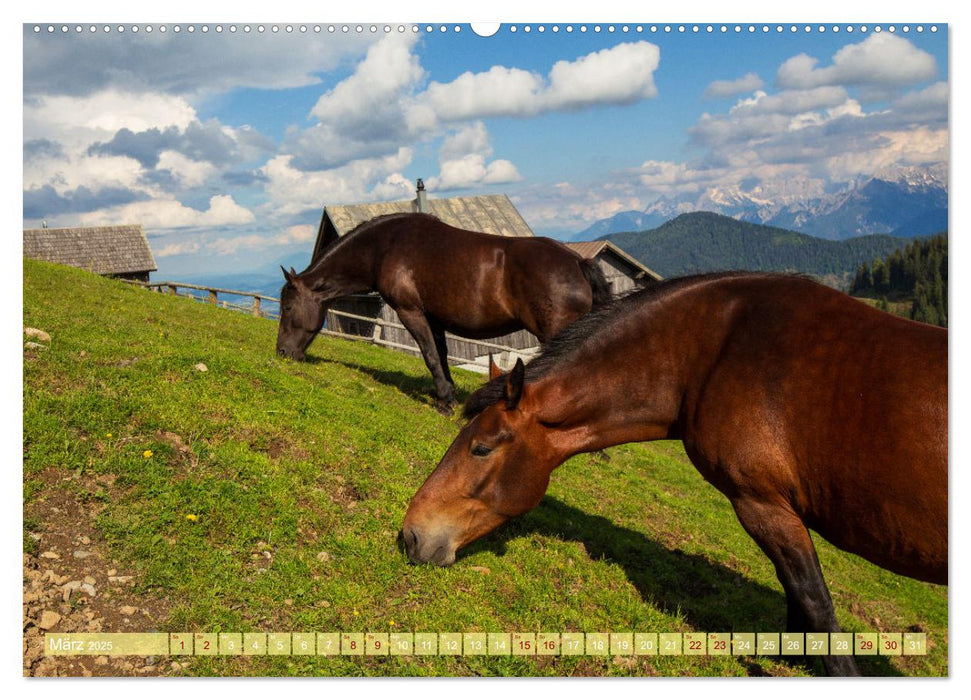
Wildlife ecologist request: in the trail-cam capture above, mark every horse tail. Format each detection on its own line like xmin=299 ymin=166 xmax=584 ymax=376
xmin=580 ymin=258 xmax=612 ymax=308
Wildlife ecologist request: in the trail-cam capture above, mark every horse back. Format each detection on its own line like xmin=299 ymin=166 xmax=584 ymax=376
xmin=374 ymin=217 xmax=594 ymax=338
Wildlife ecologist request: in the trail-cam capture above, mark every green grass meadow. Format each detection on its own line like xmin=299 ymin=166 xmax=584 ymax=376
xmin=23 ymin=260 xmax=948 ymax=676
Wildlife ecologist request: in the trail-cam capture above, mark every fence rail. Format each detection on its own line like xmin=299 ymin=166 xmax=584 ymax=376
xmin=123 ymin=280 xmax=537 ymax=370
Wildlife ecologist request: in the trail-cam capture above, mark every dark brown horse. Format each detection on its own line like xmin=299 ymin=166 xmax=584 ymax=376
xmin=401 ymin=272 xmax=947 ymax=676
xmin=276 ymin=213 xmax=610 ymax=412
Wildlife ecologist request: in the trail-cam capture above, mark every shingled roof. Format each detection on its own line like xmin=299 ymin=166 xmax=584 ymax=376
xmin=326 ymin=194 xmax=533 ymax=239
xmin=565 ymin=240 xmax=662 ymax=281
xmin=23 ymin=225 xmax=157 ymax=276
xmin=312 ymin=189 xmax=535 ymax=263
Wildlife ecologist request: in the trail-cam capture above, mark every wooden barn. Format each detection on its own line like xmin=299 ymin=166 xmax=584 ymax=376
xmin=564 ymin=240 xmax=662 ymax=296
xmin=23 ymin=224 xmax=157 ymax=283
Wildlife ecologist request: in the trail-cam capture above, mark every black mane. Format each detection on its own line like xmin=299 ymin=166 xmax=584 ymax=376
xmin=462 ymin=271 xmax=796 ymax=419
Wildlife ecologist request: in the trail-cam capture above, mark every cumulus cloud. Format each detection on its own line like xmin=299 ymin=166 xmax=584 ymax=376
xmin=23 ymin=26 xmax=376 ymax=97
xmin=704 ymin=73 xmax=764 ymax=98
xmin=776 ymin=33 xmax=937 ymax=90
xmin=77 ymin=194 xmax=254 ymax=229
xmin=423 ymin=41 xmax=660 ymax=122
xmin=24 ymin=90 xmax=198 ymax=149
xmin=260 ymin=149 xmax=415 ymax=217
xmin=23 ymin=85 xmax=275 ymax=229
xmin=424 ymin=66 xmax=544 ymax=121
xmin=87 ymin=119 xmax=268 ymax=169
xmin=287 ymin=36 xmax=662 ymax=172
xmin=425 ymin=122 xmax=522 ymax=192
xmin=24 ymin=184 xmax=150 ymax=219
xmin=545 ymin=42 xmax=660 ymax=109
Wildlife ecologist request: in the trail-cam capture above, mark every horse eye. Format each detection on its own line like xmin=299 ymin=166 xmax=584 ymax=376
xmin=471 ymin=443 xmax=493 ymax=458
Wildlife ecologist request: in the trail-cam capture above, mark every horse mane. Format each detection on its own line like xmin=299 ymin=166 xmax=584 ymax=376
xmin=462 ymin=270 xmax=800 ymax=419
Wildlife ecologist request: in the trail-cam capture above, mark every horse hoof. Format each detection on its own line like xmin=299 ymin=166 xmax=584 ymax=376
xmin=436 ymin=401 xmax=455 ymax=416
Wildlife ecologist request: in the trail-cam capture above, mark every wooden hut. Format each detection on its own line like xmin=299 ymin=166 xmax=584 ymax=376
xmin=311 ymin=182 xmax=540 ymax=367
xmin=564 ymin=240 xmax=663 ymax=296
xmin=23 ymin=224 xmax=157 ymax=282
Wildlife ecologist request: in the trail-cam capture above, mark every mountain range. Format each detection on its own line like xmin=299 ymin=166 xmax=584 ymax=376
xmin=572 ymin=165 xmax=947 ymax=242
xmin=600 ymin=211 xmax=930 ymax=285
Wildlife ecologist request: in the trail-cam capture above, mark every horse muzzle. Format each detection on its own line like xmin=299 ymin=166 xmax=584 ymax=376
xmin=400 ymin=526 xmax=457 ymax=567
xmin=276 ymin=345 xmax=306 ymax=361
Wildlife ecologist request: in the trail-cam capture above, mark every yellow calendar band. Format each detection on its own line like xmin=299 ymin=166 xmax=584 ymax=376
xmin=44 ymin=631 xmax=926 ymax=657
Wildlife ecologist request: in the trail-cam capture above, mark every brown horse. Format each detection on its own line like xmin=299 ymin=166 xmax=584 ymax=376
xmin=401 ymin=272 xmax=947 ymax=676
xmin=276 ymin=213 xmax=610 ymax=412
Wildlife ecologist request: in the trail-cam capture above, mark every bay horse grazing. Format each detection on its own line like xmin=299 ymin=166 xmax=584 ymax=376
xmin=401 ymin=272 xmax=947 ymax=676
xmin=276 ymin=213 xmax=610 ymax=412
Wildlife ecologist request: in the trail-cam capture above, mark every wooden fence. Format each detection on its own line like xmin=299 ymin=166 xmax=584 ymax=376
xmin=124 ymin=280 xmax=537 ymax=371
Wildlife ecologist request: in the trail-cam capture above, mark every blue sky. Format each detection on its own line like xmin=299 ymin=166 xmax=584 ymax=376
xmin=22 ymin=21 xmax=948 ymax=278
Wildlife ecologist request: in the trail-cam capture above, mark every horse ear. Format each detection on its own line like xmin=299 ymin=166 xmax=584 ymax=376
xmin=281 ymin=266 xmax=293 ymax=283
xmin=488 ymin=353 xmax=503 ymax=380
xmin=504 ymin=358 xmax=525 ymax=411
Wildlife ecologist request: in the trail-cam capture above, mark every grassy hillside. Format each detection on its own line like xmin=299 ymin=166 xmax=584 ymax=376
xmin=23 ymin=260 xmax=947 ymax=677
xmin=602 ymin=212 xmax=922 ymax=286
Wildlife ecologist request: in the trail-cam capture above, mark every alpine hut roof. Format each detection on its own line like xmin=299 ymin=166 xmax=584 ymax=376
xmin=565 ymin=240 xmax=663 ymax=282
xmin=23 ymin=225 xmax=157 ymax=276
xmin=313 ymin=189 xmax=534 ymax=262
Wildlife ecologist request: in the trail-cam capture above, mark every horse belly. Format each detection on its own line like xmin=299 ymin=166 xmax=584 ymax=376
xmin=686 ymin=353 xmax=947 ymax=586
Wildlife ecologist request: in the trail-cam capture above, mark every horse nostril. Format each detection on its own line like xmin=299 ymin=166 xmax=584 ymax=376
xmin=401 ymin=528 xmax=420 ymax=558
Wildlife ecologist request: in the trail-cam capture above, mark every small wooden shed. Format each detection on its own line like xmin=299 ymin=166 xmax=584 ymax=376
xmin=564 ymin=240 xmax=663 ymax=296
xmin=312 ymin=183 xmax=540 ymax=365
xmin=23 ymin=225 xmax=157 ymax=282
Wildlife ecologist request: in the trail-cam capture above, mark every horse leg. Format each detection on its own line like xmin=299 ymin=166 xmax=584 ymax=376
xmin=731 ymin=497 xmax=860 ymax=677
xmin=395 ymin=308 xmax=457 ymax=413
xmin=431 ymin=325 xmax=454 ymax=388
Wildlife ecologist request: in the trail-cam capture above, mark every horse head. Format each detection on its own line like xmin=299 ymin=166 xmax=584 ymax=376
xmin=276 ymin=266 xmax=327 ymax=361
xmin=401 ymin=359 xmax=561 ymax=565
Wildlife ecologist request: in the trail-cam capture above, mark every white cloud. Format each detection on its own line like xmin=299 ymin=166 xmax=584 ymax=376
xmin=155 ymin=150 xmax=216 ymax=188
xmin=24 ymin=27 xmax=376 ymax=97
xmin=425 ymin=123 xmax=522 ymax=192
xmin=78 ymin=194 xmax=254 ymax=229
xmin=423 ymin=66 xmax=544 ymax=121
xmin=260 ymin=149 xmax=415 ymax=216
xmin=545 ymin=41 xmax=660 ymax=109
xmin=309 ymin=32 xmax=424 ymax=131
xmin=287 ymin=37 xmax=662 ymax=171
xmin=427 ymin=155 xmax=521 ymax=191
xmin=24 ymin=89 xmax=198 ymax=150
xmin=704 ymin=73 xmax=764 ymax=98
xmin=776 ymin=33 xmax=937 ymax=90
xmin=422 ymin=41 xmax=660 ymax=123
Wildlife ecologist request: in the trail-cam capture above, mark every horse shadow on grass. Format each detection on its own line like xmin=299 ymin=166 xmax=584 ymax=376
xmin=455 ymin=495 xmax=901 ymax=677
xmin=309 ymin=357 xmax=476 ymax=408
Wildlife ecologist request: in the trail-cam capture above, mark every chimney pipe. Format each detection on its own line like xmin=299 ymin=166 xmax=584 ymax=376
xmin=415 ymin=178 xmax=428 ymax=213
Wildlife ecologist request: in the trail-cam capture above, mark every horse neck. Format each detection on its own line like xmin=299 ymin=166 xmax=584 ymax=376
xmin=532 ymin=285 xmax=736 ymax=458
xmin=300 ymin=232 xmax=379 ymax=299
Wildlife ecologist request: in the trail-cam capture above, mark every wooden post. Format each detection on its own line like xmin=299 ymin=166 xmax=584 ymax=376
xmin=253 ymin=297 xmax=262 ymax=317
xmin=208 ymin=289 xmax=217 ymax=305
xmin=168 ymin=284 xmax=178 ymax=295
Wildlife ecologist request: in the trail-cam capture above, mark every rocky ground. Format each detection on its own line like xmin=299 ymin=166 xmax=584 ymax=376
xmin=23 ymin=467 xmax=182 ymax=677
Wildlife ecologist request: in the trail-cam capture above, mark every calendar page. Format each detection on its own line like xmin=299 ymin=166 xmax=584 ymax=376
xmin=22 ymin=12 xmax=949 ymax=680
